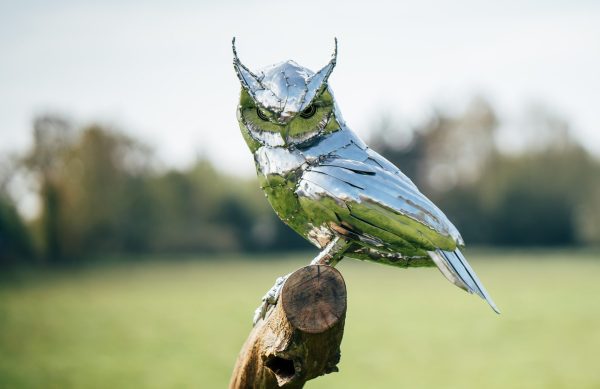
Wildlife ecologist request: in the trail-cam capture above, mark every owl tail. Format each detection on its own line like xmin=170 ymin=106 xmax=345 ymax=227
xmin=428 ymin=249 xmax=500 ymax=314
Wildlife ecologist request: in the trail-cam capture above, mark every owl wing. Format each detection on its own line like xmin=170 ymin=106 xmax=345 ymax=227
xmin=296 ymin=141 xmax=499 ymax=313
xmin=298 ymin=152 xmax=461 ymax=251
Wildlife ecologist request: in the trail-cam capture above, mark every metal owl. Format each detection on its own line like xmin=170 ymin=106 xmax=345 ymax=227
xmin=232 ymin=38 xmax=499 ymax=324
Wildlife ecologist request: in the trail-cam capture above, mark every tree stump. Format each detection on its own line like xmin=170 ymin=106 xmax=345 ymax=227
xmin=229 ymin=265 xmax=347 ymax=389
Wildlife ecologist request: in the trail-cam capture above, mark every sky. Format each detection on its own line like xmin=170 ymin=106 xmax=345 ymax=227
xmin=1 ymin=0 xmax=599 ymax=177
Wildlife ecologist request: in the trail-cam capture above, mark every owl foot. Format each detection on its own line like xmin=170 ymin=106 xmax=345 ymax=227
xmin=252 ymin=273 xmax=289 ymax=326
xmin=252 ymin=237 xmax=350 ymax=326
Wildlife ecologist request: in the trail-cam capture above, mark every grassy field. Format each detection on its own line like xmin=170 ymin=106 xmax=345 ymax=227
xmin=1 ymin=249 xmax=599 ymax=388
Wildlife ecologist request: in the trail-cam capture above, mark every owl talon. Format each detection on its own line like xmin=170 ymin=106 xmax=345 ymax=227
xmin=252 ymin=274 xmax=289 ymax=326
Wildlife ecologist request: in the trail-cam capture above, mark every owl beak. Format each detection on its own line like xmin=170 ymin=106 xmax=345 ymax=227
xmin=278 ymin=111 xmax=297 ymax=145
xmin=280 ymin=122 xmax=291 ymax=146
xmin=279 ymin=111 xmax=294 ymax=123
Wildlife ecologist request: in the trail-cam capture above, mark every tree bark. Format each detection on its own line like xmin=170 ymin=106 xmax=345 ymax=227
xmin=229 ymin=265 xmax=347 ymax=389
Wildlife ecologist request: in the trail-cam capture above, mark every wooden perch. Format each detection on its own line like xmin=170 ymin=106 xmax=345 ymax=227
xmin=229 ymin=265 xmax=347 ymax=389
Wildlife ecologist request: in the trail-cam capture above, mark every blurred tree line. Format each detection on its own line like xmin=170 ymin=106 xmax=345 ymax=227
xmin=370 ymin=97 xmax=600 ymax=248
xmin=0 ymin=116 xmax=304 ymax=266
xmin=1 ymin=97 xmax=600 ymax=266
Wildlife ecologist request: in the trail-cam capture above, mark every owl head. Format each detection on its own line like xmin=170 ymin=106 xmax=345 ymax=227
xmin=233 ymin=38 xmax=344 ymax=151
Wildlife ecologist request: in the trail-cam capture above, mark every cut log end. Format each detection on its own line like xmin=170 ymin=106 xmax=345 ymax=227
xmin=230 ymin=265 xmax=347 ymax=389
xmin=282 ymin=265 xmax=347 ymax=334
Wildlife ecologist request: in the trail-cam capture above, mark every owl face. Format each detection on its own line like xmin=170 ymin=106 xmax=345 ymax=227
xmin=237 ymin=82 xmax=340 ymax=150
xmin=233 ymin=39 xmax=342 ymax=150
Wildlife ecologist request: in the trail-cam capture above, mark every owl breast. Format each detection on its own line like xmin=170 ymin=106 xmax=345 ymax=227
xmin=254 ymin=146 xmax=305 ymax=177
xmin=254 ymin=145 xmax=319 ymax=243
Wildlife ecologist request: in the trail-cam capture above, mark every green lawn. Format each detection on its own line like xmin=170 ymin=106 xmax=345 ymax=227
xmin=1 ymin=249 xmax=599 ymax=388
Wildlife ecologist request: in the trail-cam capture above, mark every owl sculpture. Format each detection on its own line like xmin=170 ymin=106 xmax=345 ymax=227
xmin=232 ymin=38 xmax=499 ymax=324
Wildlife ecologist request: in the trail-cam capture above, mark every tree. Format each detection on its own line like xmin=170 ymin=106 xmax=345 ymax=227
xmin=23 ymin=115 xmax=74 ymax=263
xmin=0 ymin=162 xmax=33 ymax=266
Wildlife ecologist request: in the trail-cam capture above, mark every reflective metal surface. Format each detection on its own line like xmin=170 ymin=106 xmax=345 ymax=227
xmin=233 ymin=38 xmax=499 ymax=314
xmin=233 ymin=37 xmax=337 ymax=124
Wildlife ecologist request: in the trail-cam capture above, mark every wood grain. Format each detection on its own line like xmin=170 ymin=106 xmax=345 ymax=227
xmin=229 ymin=265 xmax=347 ymax=388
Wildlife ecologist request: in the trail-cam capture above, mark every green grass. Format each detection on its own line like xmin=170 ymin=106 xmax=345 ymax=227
xmin=1 ymin=249 xmax=600 ymax=388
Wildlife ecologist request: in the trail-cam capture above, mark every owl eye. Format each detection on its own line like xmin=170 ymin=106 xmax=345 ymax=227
xmin=299 ymin=105 xmax=317 ymax=119
xmin=256 ymin=108 xmax=270 ymax=121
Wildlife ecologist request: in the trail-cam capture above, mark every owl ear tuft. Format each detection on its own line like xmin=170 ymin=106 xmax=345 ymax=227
xmin=299 ymin=38 xmax=338 ymax=112
xmin=232 ymin=37 xmax=264 ymax=101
